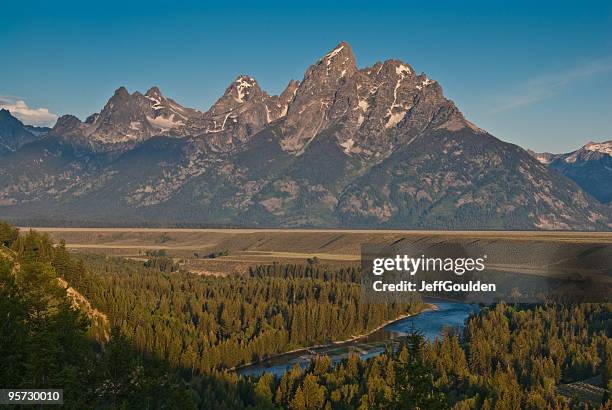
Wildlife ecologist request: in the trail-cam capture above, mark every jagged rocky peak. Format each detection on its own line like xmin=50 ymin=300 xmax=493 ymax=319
xmin=1 ymin=42 xmax=611 ymax=231
xmin=294 ymin=42 xmax=357 ymax=98
xmin=583 ymin=140 xmax=612 ymax=156
xmin=197 ymin=76 xmax=301 ymax=147
xmin=532 ymin=140 xmax=612 ymax=165
xmin=0 ymin=109 xmax=25 ymax=131
xmin=0 ymin=108 xmax=13 ymax=119
xmin=51 ymin=86 xmax=198 ymax=152
xmin=555 ymin=140 xmax=612 ymax=164
xmin=280 ymin=42 xmax=358 ymax=153
xmin=207 ymin=75 xmax=267 ymax=117
xmin=52 ymin=114 xmax=82 ymax=133
xmin=359 ymin=58 xmax=467 ymax=133
xmin=46 ymin=42 xmax=481 ymax=157
xmin=280 ymin=42 xmax=477 ymax=156
xmin=98 ymin=86 xmax=149 ymax=117
xmin=311 ymin=41 xmax=357 ymax=80
xmin=366 ymin=59 xmax=415 ymax=80
xmin=232 ymin=76 xmax=262 ymax=103
xmin=140 ymin=85 xmax=200 ymax=123
xmin=532 ymin=139 xmax=612 ymax=204
xmin=0 ymin=108 xmax=38 ymax=155
xmin=0 ymin=109 xmax=50 ymax=139
xmin=145 ymin=86 xmax=162 ymax=99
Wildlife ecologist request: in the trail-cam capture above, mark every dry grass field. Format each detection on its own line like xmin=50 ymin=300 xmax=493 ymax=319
xmin=21 ymin=227 xmax=612 ymax=276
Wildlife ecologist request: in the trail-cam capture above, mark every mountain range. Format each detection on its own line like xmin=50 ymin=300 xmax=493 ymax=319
xmin=530 ymin=141 xmax=612 ymax=205
xmin=0 ymin=42 xmax=610 ymax=230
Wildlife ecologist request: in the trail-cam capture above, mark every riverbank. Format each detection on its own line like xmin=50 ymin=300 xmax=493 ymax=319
xmin=330 ymin=303 xmax=438 ymax=345
xmin=232 ymin=302 xmax=437 ymax=372
xmin=237 ymin=302 xmax=481 ymax=377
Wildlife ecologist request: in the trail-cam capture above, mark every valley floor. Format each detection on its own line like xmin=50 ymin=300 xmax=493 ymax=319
xmin=25 ymin=227 xmax=612 ymax=276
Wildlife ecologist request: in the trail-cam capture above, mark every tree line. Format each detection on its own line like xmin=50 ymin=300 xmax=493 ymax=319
xmin=0 ymin=223 xmax=195 ymax=408
xmin=1 ymin=221 xmax=610 ymax=409
xmin=75 ymin=254 xmax=420 ymax=372
xmin=243 ymin=303 xmax=611 ymax=409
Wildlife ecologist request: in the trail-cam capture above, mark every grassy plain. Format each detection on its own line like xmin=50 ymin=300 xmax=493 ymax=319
xmin=22 ymin=227 xmax=612 ymax=276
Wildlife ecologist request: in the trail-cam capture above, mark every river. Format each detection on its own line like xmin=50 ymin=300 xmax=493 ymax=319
xmin=238 ymin=301 xmax=480 ymax=377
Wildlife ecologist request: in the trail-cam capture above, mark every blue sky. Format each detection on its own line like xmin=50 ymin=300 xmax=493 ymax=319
xmin=1 ymin=0 xmax=611 ymax=152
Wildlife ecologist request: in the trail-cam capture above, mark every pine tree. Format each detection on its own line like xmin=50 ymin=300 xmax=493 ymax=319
xmin=254 ymin=373 xmax=274 ymax=404
xmin=389 ymin=332 xmax=446 ymax=409
xmin=301 ymin=374 xmax=326 ymax=410
xmin=290 ymin=386 xmax=306 ymax=410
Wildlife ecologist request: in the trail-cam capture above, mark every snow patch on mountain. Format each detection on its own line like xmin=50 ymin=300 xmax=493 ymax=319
xmin=235 ymin=77 xmax=254 ymax=103
xmin=324 ymin=45 xmax=345 ymax=64
xmin=585 ymin=141 xmax=612 ymax=156
xmin=147 ymin=114 xmax=183 ymax=131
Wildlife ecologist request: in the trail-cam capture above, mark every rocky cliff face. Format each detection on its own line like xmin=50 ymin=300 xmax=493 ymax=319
xmin=0 ymin=42 xmax=609 ymax=230
xmin=193 ymin=76 xmax=299 ymax=150
xmin=51 ymin=86 xmax=200 ymax=152
xmin=278 ymin=42 xmax=474 ymax=159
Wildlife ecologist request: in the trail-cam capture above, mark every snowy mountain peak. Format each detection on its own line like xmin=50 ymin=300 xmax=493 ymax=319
xmin=584 ymin=140 xmax=612 ymax=156
xmin=48 ymin=86 xmax=200 ymax=152
xmin=208 ymin=75 xmax=264 ymax=110
xmin=234 ymin=75 xmax=256 ymax=84
xmin=532 ymin=139 xmax=612 ymax=204
xmin=562 ymin=140 xmax=612 ymax=163
xmin=233 ymin=76 xmax=258 ymax=103
xmin=2 ymin=42 xmax=611 ymax=229
xmin=531 ymin=140 xmax=612 ymax=166
xmin=321 ymin=41 xmax=356 ymax=72
xmin=323 ymin=42 xmax=351 ymax=62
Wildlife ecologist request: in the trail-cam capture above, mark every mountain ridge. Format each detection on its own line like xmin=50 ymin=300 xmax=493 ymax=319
xmin=531 ymin=140 xmax=612 ymax=204
xmin=0 ymin=42 xmax=610 ymax=230
xmin=0 ymin=109 xmax=39 ymax=155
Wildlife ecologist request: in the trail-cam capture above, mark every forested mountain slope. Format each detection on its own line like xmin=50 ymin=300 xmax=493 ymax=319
xmin=0 ymin=223 xmax=195 ymax=408
xmin=1 ymin=222 xmax=611 ymax=408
